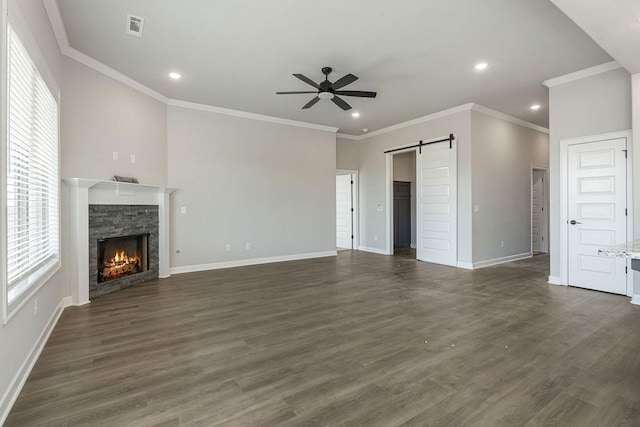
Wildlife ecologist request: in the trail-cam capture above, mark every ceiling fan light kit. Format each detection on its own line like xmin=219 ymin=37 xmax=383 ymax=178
xmin=276 ymin=66 xmax=377 ymax=111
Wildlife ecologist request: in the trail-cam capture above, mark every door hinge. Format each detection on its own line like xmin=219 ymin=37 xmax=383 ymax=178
xmin=351 ymin=181 xmax=354 ymax=185
xmin=351 ymin=208 xmax=354 ymax=212
xmin=351 ymin=235 xmax=354 ymax=239
xmin=623 ymin=149 xmax=628 ymax=158
xmin=626 ymin=266 xmax=628 ymax=274
xmin=625 ymin=208 xmax=628 ymax=216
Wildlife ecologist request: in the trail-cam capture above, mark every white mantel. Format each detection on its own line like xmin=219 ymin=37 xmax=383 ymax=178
xmin=64 ymin=178 xmax=176 ymax=306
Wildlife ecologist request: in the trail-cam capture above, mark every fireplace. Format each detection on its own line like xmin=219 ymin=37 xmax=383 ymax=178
xmin=97 ymin=234 xmax=149 ymax=283
xmin=88 ymin=204 xmax=160 ymax=299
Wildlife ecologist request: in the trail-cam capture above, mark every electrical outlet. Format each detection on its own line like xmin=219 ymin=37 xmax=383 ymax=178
xmin=374 ymin=234 xmax=378 ymax=241
xmin=226 ymin=244 xmax=231 ymax=252
xmin=34 ymin=297 xmax=38 ymax=315
xmin=130 ymin=154 xmax=136 ymax=163
xmin=474 ymin=205 xmax=480 ymax=212
xmin=246 ymin=243 xmax=251 ymax=250
xmin=501 ymin=241 xmax=504 ymax=248
xmin=377 ymin=203 xmax=384 ymax=212
xmin=180 ymin=206 xmax=187 ymax=214
xmin=112 ymin=151 xmax=119 ymax=161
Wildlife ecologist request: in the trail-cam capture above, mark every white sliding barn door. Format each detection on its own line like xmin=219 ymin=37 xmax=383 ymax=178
xmin=416 ymin=140 xmax=457 ymax=266
xmin=567 ymin=138 xmax=627 ymax=295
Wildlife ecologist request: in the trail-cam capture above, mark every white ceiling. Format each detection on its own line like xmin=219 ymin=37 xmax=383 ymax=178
xmin=550 ymin=0 xmax=640 ymax=74
xmin=55 ymin=0 xmax=612 ymax=135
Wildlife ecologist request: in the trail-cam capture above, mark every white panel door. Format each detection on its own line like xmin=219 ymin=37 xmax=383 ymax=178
xmin=336 ymin=174 xmax=353 ymax=249
xmin=532 ymin=170 xmax=544 ymax=253
xmin=416 ymin=141 xmax=457 ymax=266
xmin=567 ymin=138 xmax=627 ymax=295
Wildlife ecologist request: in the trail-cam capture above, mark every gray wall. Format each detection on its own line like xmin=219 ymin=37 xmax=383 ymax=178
xmin=167 ymin=106 xmax=337 ymax=268
xmin=392 ymin=151 xmax=417 ymax=246
xmin=336 ymin=137 xmax=358 ymax=170
xmin=0 ymin=0 xmax=66 ymax=420
xmin=632 ymin=73 xmax=640 ymax=298
xmin=548 ymin=68 xmax=632 ymax=279
xmin=61 ymin=57 xmax=168 ymax=185
xmin=355 ymin=111 xmax=472 ymax=262
xmin=470 ymin=111 xmax=549 ymax=263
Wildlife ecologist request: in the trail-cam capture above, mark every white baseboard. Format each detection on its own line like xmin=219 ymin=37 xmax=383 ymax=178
xmin=548 ymin=276 xmax=564 ymax=286
xmin=170 ymin=251 xmax=337 ymax=275
xmin=456 ymin=262 xmax=474 ymax=270
xmin=0 ymin=298 xmax=67 ymax=425
xmin=631 ymin=295 xmax=640 ymax=306
xmin=410 ymin=243 xmax=417 ymax=249
xmin=466 ymin=252 xmax=532 ymax=270
xmin=358 ymin=246 xmax=391 ymax=256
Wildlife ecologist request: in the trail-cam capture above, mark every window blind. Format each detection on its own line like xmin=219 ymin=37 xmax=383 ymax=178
xmin=6 ymin=24 xmax=59 ymax=303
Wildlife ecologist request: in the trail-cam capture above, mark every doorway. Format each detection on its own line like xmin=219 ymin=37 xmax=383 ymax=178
xmin=560 ymin=132 xmax=633 ymax=295
xmin=336 ymin=170 xmax=358 ymax=250
xmin=392 ymin=151 xmax=416 ymax=256
xmin=531 ymin=166 xmax=548 ymax=254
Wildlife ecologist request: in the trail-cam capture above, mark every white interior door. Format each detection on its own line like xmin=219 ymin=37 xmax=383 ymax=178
xmin=567 ymin=138 xmax=627 ymax=295
xmin=532 ymin=170 xmax=544 ymax=253
xmin=416 ymin=141 xmax=457 ymax=266
xmin=336 ymin=174 xmax=353 ymax=249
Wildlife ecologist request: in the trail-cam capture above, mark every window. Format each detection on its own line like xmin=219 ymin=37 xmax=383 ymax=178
xmin=5 ymin=24 xmax=60 ymax=306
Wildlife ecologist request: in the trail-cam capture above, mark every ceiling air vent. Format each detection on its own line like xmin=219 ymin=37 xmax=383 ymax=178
xmin=126 ymin=14 xmax=144 ymax=37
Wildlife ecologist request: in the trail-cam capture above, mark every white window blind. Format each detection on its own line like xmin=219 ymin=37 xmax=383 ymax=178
xmin=6 ymin=24 xmax=59 ymax=304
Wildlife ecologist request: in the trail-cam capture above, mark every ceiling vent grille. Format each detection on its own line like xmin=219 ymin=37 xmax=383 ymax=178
xmin=126 ymin=14 xmax=144 ymax=37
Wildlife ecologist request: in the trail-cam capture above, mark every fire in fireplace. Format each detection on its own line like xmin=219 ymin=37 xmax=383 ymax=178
xmin=97 ymin=234 xmax=149 ymax=283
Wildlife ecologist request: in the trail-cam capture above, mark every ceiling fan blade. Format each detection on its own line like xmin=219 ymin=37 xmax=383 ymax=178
xmin=334 ymin=90 xmax=377 ymax=98
xmin=293 ymin=74 xmax=320 ymax=89
xmin=276 ymin=91 xmax=318 ymax=95
xmin=302 ymin=96 xmax=321 ymax=109
xmin=332 ymin=96 xmax=352 ymax=111
xmin=331 ymin=73 xmax=358 ymax=90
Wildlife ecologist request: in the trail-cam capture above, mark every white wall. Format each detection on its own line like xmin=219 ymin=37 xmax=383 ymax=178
xmin=392 ymin=151 xmax=417 ymax=246
xmin=167 ymin=105 xmax=337 ymax=270
xmin=336 ymin=137 xmax=358 ymax=170
xmin=548 ymin=68 xmax=632 ymax=280
xmin=61 ymin=57 xmax=168 ymax=185
xmin=355 ymin=111 xmax=472 ymax=262
xmin=632 ymin=74 xmax=640 ymax=300
xmin=470 ymin=111 xmax=549 ymax=263
xmin=0 ymin=0 xmax=66 ymax=421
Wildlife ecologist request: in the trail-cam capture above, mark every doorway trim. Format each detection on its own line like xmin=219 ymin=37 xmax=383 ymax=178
xmin=559 ymin=130 xmax=633 ymax=296
xmin=385 ymin=146 xmax=418 ymax=255
xmin=530 ymin=165 xmax=549 ymax=254
xmin=336 ymin=169 xmax=359 ymax=250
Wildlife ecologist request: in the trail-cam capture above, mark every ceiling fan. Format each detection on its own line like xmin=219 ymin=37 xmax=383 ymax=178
xmin=276 ymin=67 xmax=377 ymax=111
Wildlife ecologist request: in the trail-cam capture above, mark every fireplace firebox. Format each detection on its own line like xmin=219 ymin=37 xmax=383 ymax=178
xmin=97 ymin=234 xmax=149 ymax=284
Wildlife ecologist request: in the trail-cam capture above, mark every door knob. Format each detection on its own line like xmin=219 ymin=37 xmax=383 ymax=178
xmin=569 ymin=220 xmax=581 ymax=225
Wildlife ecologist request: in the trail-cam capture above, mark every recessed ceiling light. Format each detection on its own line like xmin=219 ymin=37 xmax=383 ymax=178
xmin=352 ymin=112 xmax=360 ymax=118
xmin=363 ymin=128 xmax=368 ymax=132
xmin=475 ymin=62 xmax=488 ymax=71
xmin=169 ymin=72 xmax=182 ymax=80
xmin=530 ymin=104 xmax=541 ymax=110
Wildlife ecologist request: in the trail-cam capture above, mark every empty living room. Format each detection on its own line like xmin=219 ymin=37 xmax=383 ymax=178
xmin=2 ymin=0 xmax=640 ymax=425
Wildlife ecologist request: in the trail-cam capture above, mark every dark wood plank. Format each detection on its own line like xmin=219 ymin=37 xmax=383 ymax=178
xmin=6 ymin=252 xmax=640 ymax=426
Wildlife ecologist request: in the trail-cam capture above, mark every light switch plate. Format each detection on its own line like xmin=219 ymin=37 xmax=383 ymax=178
xmin=180 ymin=207 xmax=187 ymax=214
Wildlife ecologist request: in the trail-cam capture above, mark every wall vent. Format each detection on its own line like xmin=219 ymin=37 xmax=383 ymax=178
xmin=126 ymin=14 xmax=144 ymax=37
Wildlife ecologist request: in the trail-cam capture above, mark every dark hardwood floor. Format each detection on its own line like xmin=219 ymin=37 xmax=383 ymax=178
xmin=7 ymin=251 xmax=640 ymax=426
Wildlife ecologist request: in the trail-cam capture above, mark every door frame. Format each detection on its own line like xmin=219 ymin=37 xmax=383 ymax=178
xmin=559 ymin=130 xmax=633 ymax=295
xmin=530 ymin=165 xmax=549 ymax=254
xmin=385 ymin=147 xmax=418 ymax=255
xmin=336 ymin=169 xmax=359 ymax=250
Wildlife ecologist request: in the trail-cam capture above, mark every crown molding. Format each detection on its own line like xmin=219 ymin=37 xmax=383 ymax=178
xmin=470 ymin=104 xmax=549 ymax=134
xmin=337 ymin=102 xmax=547 ymax=140
xmin=543 ymin=61 xmax=623 ymax=88
xmin=168 ymin=100 xmax=338 ymax=132
xmin=43 ymin=0 xmax=337 ymax=133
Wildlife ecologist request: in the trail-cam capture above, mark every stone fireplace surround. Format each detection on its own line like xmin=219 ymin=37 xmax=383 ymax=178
xmin=89 ymin=204 xmax=159 ymax=299
xmin=64 ymin=179 xmax=175 ymax=305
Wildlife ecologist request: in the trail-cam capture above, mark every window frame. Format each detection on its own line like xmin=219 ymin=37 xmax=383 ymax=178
xmin=1 ymin=0 xmax=61 ymax=324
